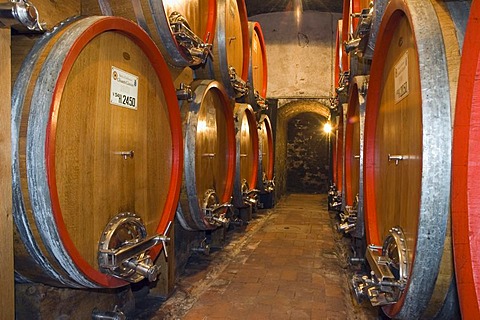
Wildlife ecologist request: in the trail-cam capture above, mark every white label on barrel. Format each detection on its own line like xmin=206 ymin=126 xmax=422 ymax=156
xmin=110 ymin=66 xmax=139 ymax=110
xmin=394 ymin=51 xmax=409 ymax=103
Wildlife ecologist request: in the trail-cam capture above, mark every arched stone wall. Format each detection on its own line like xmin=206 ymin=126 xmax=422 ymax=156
xmin=275 ymin=100 xmax=330 ymax=198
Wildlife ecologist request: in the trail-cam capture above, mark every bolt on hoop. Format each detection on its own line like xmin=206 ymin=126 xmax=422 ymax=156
xmin=352 ymin=226 xmax=409 ymax=306
xmin=98 ymin=212 xmax=171 ymax=283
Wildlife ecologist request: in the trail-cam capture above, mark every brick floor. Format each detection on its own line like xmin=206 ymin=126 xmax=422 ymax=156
xmin=147 ymin=194 xmax=379 ymax=319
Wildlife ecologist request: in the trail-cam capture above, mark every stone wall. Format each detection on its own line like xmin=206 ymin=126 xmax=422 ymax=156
xmin=286 ymin=112 xmax=330 ymax=193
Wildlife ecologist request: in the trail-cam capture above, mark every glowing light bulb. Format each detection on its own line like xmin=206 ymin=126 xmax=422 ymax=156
xmin=323 ymin=122 xmax=332 ymax=134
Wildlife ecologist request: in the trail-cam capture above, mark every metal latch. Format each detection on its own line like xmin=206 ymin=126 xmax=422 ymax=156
xmin=241 ymin=179 xmax=259 ymax=207
xmin=0 ymin=0 xmax=43 ymax=31
xmin=345 ymin=6 xmax=373 ymax=54
xmin=98 ymin=212 xmax=171 ymax=283
xmin=176 ymin=83 xmax=193 ymax=101
xmin=336 ymin=71 xmax=350 ymax=96
xmin=169 ymin=11 xmax=212 ymax=66
xmin=254 ymin=90 xmax=268 ymax=110
xmin=352 ymin=226 xmax=409 ymax=306
xmin=328 ymin=183 xmax=342 ymax=211
xmin=262 ymin=172 xmax=275 ymax=193
xmin=203 ymin=189 xmax=232 ymax=227
xmin=91 ymin=305 xmax=126 ymax=320
xmin=337 ymin=194 xmax=359 ymax=234
xmin=229 ymin=66 xmax=249 ymax=98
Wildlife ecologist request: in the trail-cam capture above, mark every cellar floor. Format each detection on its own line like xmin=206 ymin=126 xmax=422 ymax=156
xmin=134 ymin=194 xmax=379 ymax=319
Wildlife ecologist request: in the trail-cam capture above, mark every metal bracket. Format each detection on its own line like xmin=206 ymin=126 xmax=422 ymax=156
xmin=328 ymin=184 xmax=342 ymax=211
xmin=98 ymin=212 xmax=171 ymax=283
xmin=191 ymin=237 xmax=210 ymax=255
xmin=229 ymin=66 xmax=249 ymax=98
xmin=203 ymin=189 xmax=231 ymax=228
xmin=0 ymin=0 xmax=44 ymax=31
xmin=254 ymin=90 xmax=268 ymax=110
xmin=337 ymin=194 xmax=359 ymax=234
xmin=169 ymin=11 xmax=212 ymax=66
xmin=352 ymin=226 xmax=409 ymax=306
xmin=345 ymin=6 xmax=373 ymax=55
xmin=336 ymin=71 xmax=350 ymax=97
xmin=241 ymin=179 xmax=259 ymax=208
xmin=91 ymin=305 xmax=126 ymax=320
xmin=176 ymin=83 xmax=193 ymax=101
xmin=262 ymin=172 xmax=275 ymax=193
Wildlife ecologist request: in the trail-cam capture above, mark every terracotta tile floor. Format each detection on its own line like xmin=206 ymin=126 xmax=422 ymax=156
xmin=145 ymin=194 xmax=378 ymax=319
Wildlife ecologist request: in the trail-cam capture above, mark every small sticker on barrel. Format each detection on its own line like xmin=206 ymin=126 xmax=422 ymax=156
xmin=394 ymin=51 xmax=409 ymax=103
xmin=110 ymin=66 xmax=139 ymax=110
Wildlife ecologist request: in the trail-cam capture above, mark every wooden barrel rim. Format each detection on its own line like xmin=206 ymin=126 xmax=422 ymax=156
xmin=249 ymin=21 xmax=268 ymax=99
xmin=342 ymin=0 xmax=350 ymax=70
xmin=344 ymin=79 xmax=361 ymax=206
xmin=452 ymin=1 xmax=480 ymax=318
xmin=334 ymin=20 xmax=343 ymax=87
xmin=258 ymin=114 xmax=274 ymax=184
xmin=233 ymin=104 xmax=259 ymax=207
xmin=179 ymin=79 xmax=236 ymax=230
xmin=41 ymin=17 xmax=182 ymax=287
xmin=334 ymin=104 xmax=345 ymax=192
xmin=236 ymin=0 xmax=250 ymax=82
xmin=364 ymin=0 xmax=452 ymax=317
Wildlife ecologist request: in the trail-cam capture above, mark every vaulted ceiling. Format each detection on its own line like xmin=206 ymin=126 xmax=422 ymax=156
xmin=245 ymin=0 xmax=343 ymax=17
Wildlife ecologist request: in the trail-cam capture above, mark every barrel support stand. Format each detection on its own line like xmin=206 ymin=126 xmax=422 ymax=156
xmin=206 ymin=226 xmax=227 ymax=249
xmin=0 ymin=27 xmax=14 ymax=320
xmin=15 ymin=283 xmax=135 ymax=318
xmin=149 ymin=222 xmax=176 ymax=299
xmin=238 ymin=205 xmax=253 ymax=222
xmin=259 ymin=191 xmax=275 ymax=209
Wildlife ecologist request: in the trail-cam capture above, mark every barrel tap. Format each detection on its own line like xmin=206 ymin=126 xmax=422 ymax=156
xmin=0 ymin=0 xmax=44 ymax=31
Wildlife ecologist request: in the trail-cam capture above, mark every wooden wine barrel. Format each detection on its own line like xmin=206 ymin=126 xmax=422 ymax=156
xmin=195 ymin=0 xmax=250 ymax=99
xmin=176 ymin=80 xmax=236 ymax=231
xmin=333 ymin=104 xmax=346 ymax=195
xmin=12 ymin=16 xmax=182 ymax=288
xmin=334 ymin=20 xmax=344 ymax=88
xmin=344 ymin=76 xmax=368 ymax=238
xmin=256 ymin=114 xmax=274 ymax=194
xmin=362 ymin=0 xmax=461 ymax=318
xmin=242 ymin=21 xmax=268 ymax=109
xmin=82 ymin=0 xmax=217 ymax=67
xmin=452 ymin=1 xmax=480 ymax=318
xmin=233 ymin=104 xmax=259 ymax=208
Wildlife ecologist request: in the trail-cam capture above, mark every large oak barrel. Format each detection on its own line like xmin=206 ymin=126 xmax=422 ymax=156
xmin=333 ymin=104 xmax=346 ymax=196
xmin=452 ymin=1 xmax=480 ymax=318
xmin=195 ymin=0 xmax=250 ymax=99
xmin=256 ymin=114 xmax=274 ymax=194
xmin=82 ymin=0 xmax=217 ymax=67
xmin=362 ymin=0 xmax=454 ymax=318
xmin=176 ymin=80 xmax=236 ymax=231
xmin=12 ymin=16 xmax=182 ymax=288
xmin=344 ymin=76 xmax=368 ymax=238
xmin=334 ymin=20 xmax=344 ymax=90
xmin=233 ymin=104 xmax=259 ymax=208
xmin=242 ymin=21 xmax=268 ymax=110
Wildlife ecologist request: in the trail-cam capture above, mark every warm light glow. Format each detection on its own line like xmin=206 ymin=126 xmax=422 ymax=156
xmin=198 ymin=119 xmax=207 ymax=132
xmin=294 ymin=0 xmax=303 ymax=29
xmin=323 ymin=122 xmax=332 ymax=134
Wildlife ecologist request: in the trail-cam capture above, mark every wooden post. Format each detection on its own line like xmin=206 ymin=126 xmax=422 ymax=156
xmin=0 ymin=27 xmax=14 ymax=320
